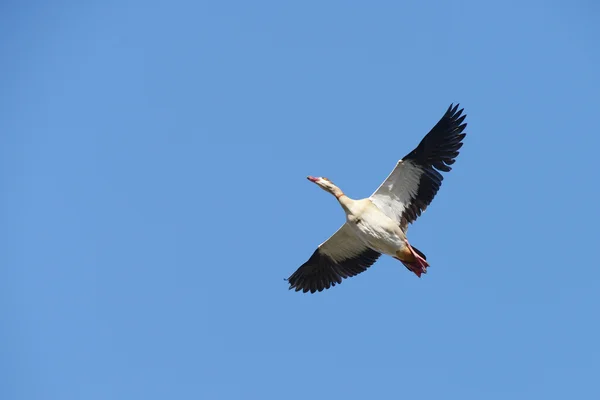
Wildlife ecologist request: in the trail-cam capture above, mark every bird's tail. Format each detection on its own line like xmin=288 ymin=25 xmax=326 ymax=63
xmin=395 ymin=244 xmax=429 ymax=277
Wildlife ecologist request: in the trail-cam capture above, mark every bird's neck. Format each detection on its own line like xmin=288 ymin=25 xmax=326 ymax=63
xmin=328 ymin=184 xmax=344 ymax=199
xmin=330 ymin=186 xmax=353 ymax=212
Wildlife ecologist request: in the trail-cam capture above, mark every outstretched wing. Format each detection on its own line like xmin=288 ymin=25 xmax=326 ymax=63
xmin=370 ymin=104 xmax=467 ymax=228
xmin=287 ymin=224 xmax=381 ymax=293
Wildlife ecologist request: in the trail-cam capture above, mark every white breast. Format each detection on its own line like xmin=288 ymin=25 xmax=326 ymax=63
xmin=346 ymin=201 xmax=404 ymax=256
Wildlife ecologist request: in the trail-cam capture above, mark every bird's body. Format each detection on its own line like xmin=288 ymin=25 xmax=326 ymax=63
xmin=287 ymin=104 xmax=467 ymax=293
xmin=342 ymin=198 xmax=405 ymax=257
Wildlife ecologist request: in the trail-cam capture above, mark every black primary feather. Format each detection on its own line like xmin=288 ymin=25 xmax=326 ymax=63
xmin=401 ymin=103 xmax=467 ymax=224
xmin=286 ymin=248 xmax=381 ymax=293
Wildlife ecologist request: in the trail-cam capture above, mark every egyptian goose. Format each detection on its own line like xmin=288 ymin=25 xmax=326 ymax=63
xmin=287 ymin=104 xmax=467 ymax=293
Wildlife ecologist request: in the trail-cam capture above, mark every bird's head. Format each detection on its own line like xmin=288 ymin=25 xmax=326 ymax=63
xmin=307 ymin=176 xmax=343 ymax=197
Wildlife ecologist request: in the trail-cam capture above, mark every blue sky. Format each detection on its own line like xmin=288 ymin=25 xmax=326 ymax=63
xmin=2 ymin=1 xmax=599 ymax=399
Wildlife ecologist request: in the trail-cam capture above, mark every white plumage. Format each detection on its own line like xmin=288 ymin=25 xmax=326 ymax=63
xmin=370 ymin=160 xmax=423 ymax=226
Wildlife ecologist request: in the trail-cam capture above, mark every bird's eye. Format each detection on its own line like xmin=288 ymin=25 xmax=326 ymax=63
xmin=322 ymin=177 xmax=330 ymax=182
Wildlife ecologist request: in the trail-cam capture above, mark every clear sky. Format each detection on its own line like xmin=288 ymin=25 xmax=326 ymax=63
xmin=2 ymin=1 xmax=599 ymax=399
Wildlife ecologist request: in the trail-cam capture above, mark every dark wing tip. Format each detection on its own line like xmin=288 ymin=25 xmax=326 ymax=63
xmin=287 ymin=248 xmax=380 ymax=294
xmin=448 ymin=103 xmax=460 ymax=114
xmin=399 ymin=104 xmax=468 ymax=224
xmin=405 ymin=103 xmax=468 ymax=169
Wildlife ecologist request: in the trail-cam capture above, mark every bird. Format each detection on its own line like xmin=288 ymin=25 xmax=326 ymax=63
xmin=286 ymin=104 xmax=467 ymax=293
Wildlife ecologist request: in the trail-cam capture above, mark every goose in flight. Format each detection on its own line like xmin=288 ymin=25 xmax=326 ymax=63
xmin=286 ymin=104 xmax=467 ymax=293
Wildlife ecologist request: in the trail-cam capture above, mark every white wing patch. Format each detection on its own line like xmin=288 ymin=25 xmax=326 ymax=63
xmin=318 ymin=223 xmax=369 ymax=263
xmin=369 ymin=160 xmax=423 ymax=223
